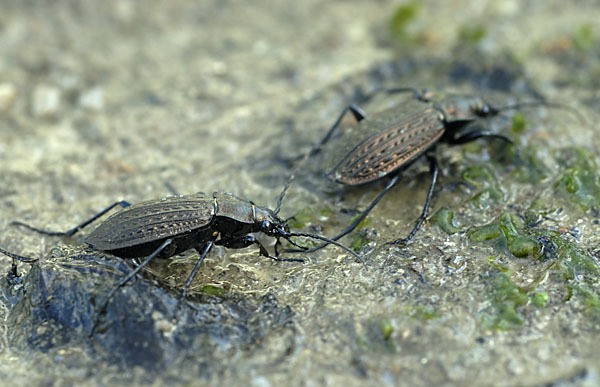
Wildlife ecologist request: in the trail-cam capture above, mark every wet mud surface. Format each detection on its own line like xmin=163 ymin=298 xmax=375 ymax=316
xmin=1 ymin=1 xmax=599 ymax=385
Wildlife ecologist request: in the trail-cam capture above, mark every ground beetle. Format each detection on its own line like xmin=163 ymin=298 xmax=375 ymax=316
xmin=295 ymin=87 xmax=581 ymax=252
xmin=1 ymin=186 xmax=360 ymax=333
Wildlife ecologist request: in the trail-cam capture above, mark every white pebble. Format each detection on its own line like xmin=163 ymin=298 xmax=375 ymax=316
xmin=32 ymin=84 xmax=61 ymax=119
xmin=79 ymin=87 xmax=104 ymax=112
xmin=0 ymin=82 xmax=17 ymax=112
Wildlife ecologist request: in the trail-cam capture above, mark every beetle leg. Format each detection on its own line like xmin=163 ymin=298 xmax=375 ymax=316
xmin=310 ymin=104 xmax=368 ymax=156
xmin=298 ymin=88 xmax=420 ymax=161
xmin=218 ymin=235 xmax=303 ymax=262
xmin=6 ymin=258 xmax=23 ymax=286
xmin=178 ymin=241 xmax=215 ymax=300
xmin=164 ymin=182 xmax=180 ymax=196
xmin=286 ymin=172 xmax=402 ymax=254
xmin=447 ymin=130 xmax=513 ymax=145
xmin=391 ymin=152 xmax=439 ymax=246
xmin=90 ymin=238 xmax=173 ymax=336
xmin=0 ymin=246 xmax=38 ymax=263
xmin=216 ymin=234 xmax=256 ymax=249
xmin=274 ymin=237 xmax=282 ymax=256
xmin=0 ymin=247 xmax=39 ymax=282
xmin=2 ymin=253 xmax=36 ymax=285
xmin=12 ymin=200 xmax=132 ymax=237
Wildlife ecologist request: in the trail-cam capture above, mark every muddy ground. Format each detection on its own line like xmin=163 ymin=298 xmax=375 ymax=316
xmin=0 ymin=1 xmax=599 ymax=386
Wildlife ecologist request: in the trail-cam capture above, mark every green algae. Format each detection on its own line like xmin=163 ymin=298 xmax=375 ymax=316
xmin=390 ymin=2 xmax=420 ymax=42
xmin=469 ymin=224 xmax=502 ymax=242
xmin=468 ymin=212 xmax=543 ymax=260
xmin=288 ymin=205 xmax=334 ymax=229
xmin=457 ymin=24 xmax=487 ymax=45
xmin=512 ymin=145 xmax=551 ymax=184
xmin=542 ymin=231 xmax=600 ymax=278
xmin=508 ymin=235 xmax=542 ymax=258
xmin=510 ymin=113 xmax=527 ymax=136
xmin=573 ymin=285 xmax=600 ymax=322
xmin=379 ymin=318 xmax=393 ymax=340
xmin=573 ymin=24 xmax=594 ymax=52
xmin=474 ymin=222 xmax=600 ymax=326
xmin=349 ymin=214 xmax=373 ymax=231
xmin=287 ymin=207 xmax=314 ymax=229
xmin=432 ymin=208 xmax=460 ymax=234
xmin=555 ymin=147 xmax=600 ymax=212
xmin=358 ymin=318 xmax=397 ymax=353
xmin=482 ymin=271 xmax=528 ymax=330
xmin=409 ymin=306 xmax=438 ymax=321
xmin=462 ymin=165 xmax=505 ymax=208
xmin=348 ymin=214 xmax=374 ymax=251
xmin=462 ymin=165 xmax=496 ymax=185
xmin=350 ymin=232 xmax=371 ymax=252
xmin=530 ymin=292 xmax=549 ymax=308
xmin=199 ymin=284 xmax=227 ymax=298
xmin=288 ymin=204 xmax=373 ymax=251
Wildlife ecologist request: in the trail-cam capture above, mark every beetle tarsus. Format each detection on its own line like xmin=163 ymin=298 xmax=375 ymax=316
xmin=12 ymin=200 xmax=131 ymax=238
xmin=6 ymin=258 xmax=24 ymax=286
xmin=389 ymin=238 xmax=409 ymax=246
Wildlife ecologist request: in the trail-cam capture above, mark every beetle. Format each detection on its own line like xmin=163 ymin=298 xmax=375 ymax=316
xmin=294 ymin=87 xmax=580 ymax=252
xmin=1 ymin=190 xmax=360 ymax=333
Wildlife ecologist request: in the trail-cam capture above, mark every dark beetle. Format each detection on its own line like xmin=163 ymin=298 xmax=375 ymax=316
xmin=298 ymin=87 xmax=579 ymax=251
xmin=1 ymin=191 xmax=360 ymax=333
xmin=326 ymin=93 xmax=511 ymax=184
xmin=85 ymin=192 xmax=298 ymax=261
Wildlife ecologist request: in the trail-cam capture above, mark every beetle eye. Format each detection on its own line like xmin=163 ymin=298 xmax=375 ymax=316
xmin=260 ymin=220 xmax=271 ymax=231
xmin=479 ymin=105 xmax=490 ymax=115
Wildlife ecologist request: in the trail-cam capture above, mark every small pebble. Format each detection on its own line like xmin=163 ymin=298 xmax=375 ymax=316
xmin=0 ymin=82 xmax=17 ymax=112
xmin=32 ymin=84 xmax=61 ymax=119
xmin=79 ymin=87 xmax=104 ymax=112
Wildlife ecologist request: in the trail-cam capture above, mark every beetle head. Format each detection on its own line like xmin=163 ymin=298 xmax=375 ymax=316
xmin=471 ymin=99 xmax=501 ymax=117
xmin=254 ymin=205 xmax=363 ymax=261
xmin=255 ymin=207 xmax=288 ymax=237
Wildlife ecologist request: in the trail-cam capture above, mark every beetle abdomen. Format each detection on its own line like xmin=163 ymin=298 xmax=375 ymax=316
xmin=85 ymin=194 xmax=216 ymax=250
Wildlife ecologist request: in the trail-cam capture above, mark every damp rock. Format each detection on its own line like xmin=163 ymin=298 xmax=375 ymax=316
xmin=3 ymin=247 xmax=295 ymax=380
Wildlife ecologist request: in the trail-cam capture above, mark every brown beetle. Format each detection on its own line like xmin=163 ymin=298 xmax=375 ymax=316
xmin=297 ymin=88 xmax=579 ymax=251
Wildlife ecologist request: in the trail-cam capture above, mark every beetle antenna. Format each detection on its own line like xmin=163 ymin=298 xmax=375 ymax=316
xmin=274 ymin=136 xmax=315 ymax=215
xmin=497 ymin=100 xmax=586 ymax=125
xmin=275 ymin=227 xmax=363 ymax=263
xmin=279 ymin=235 xmax=309 ymax=251
xmin=287 ymin=232 xmax=364 ymax=263
xmin=274 ymin=169 xmax=295 ymax=215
